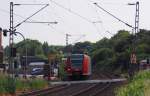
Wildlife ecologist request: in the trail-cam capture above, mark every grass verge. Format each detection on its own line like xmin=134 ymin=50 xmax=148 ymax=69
xmin=0 ymin=73 xmax=48 ymax=95
xmin=116 ymin=70 xmax=150 ymax=96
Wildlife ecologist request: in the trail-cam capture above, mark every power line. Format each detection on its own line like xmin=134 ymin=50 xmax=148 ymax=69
xmin=105 ymin=31 xmax=115 ymax=36
xmin=83 ymin=0 xmax=115 ymax=36
xmin=0 ymin=6 xmax=67 ymax=38
xmin=14 ymin=4 xmax=49 ymax=6
xmin=71 ymin=35 xmax=86 ymax=45
xmin=50 ymin=0 xmax=93 ymax=23
xmin=88 ymin=0 xmax=128 ymax=5
xmin=0 ymin=8 xmax=57 ymax=25
xmin=0 ymin=8 xmax=64 ymax=35
xmin=0 ymin=8 xmax=26 ymax=19
xmin=25 ymin=21 xmax=58 ymax=24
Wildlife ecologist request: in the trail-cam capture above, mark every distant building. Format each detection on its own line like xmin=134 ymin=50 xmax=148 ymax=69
xmin=20 ymin=56 xmax=48 ymax=74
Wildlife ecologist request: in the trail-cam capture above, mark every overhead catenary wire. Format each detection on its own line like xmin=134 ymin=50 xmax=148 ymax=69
xmin=93 ymin=4 xmax=114 ymax=36
xmin=0 ymin=8 xmax=26 ymax=19
xmin=85 ymin=0 xmax=114 ymax=37
xmin=0 ymin=7 xmax=65 ymax=35
xmin=49 ymin=0 xmax=96 ymax=43
xmin=14 ymin=4 xmax=50 ymax=6
xmin=88 ymin=0 xmax=128 ymax=6
xmin=25 ymin=21 xmax=58 ymax=24
xmin=50 ymin=0 xmax=93 ymax=24
xmin=0 ymin=6 xmax=69 ymax=38
xmin=85 ymin=0 xmax=105 ymax=35
xmin=1 ymin=2 xmax=87 ymax=45
xmin=71 ymin=35 xmax=86 ymax=45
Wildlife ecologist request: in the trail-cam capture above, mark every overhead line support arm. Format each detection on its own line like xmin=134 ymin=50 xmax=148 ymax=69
xmin=94 ymin=3 xmax=134 ymax=29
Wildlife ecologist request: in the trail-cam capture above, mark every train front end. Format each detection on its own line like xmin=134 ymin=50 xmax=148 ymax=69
xmin=65 ymin=54 xmax=91 ymax=80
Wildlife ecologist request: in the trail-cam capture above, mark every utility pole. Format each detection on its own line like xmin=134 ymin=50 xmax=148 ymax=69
xmin=130 ymin=2 xmax=139 ymax=77
xmin=8 ymin=2 xmax=55 ymax=79
xmin=65 ymin=34 xmax=71 ymax=58
xmin=9 ymin=2 xmax=14 ymax=77
xmin=135 ymin=1 xmax=139 ymax=42
xmin=66 ymin=34 xmax=71 ymax=46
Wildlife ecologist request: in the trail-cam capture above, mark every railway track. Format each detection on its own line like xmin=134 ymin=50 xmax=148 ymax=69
xmin=20 ymin=81 xmax=112 ymax=96
xmin=70 ymin=72 xmax=112 ymax=96
xmin=20 ymin=72 xmax=123 ymax=96
xmin=48 ymin=83 xmax=94 ymax=96
xmin=70 ymin=83 xmax=110 ymax=96
xmin=74 ymin=70 xmax=117 ymax=96
xmin=20 ymin=85 xmax=69 ymax=96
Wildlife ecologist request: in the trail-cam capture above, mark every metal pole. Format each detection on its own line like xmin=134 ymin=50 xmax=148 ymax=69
xmin=131 ymin=1 xmax=139 ymax=64
xmin=130 ymin=1 xmax=139 ymax=77
xmin=66 ymin=34 xmax=69 ymax=46
xmin=66 ymin=34 xmax=71 ymax=55
xmin=134 ymin=1 xmax=139 ymax=45
xmin=10 ymin=2 xmax=14 ymax=77
xmin=14 ymin=32 xmax=27 ymax=78
xmin=25 ymin=41 xmax=27 ymax=79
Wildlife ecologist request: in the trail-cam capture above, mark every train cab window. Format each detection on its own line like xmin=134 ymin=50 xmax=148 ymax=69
xmin=71 ymin=54 xmax=83 ymax=68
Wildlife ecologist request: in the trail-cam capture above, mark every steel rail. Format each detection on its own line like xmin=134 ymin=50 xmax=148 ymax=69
xmin=20 ymin=85 xmax=69 ymax=96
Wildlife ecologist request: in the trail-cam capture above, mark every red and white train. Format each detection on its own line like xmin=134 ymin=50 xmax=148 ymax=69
xmin=65 ymin=54 xmax=91 ymax=80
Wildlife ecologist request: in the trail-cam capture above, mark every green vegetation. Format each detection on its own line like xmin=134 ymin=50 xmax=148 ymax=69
xmin=3 ymin=29 xmax=150 ymax=74
xmin=16 ymin=78 xmax=48 ymax=91
xmin=117 ymin=70 xmax=150 ymax=96
xmin=28 ymin=78 xmax=48 ymax=90
xmin=90 ymin=29 xmax=150 ymax=73
xmin=4 ymin=39 xmax=63 ymax=59
xmin=0 ymin=74 xmax=48 ymax=95
xmin=0 ymin=74 xmax=7 ymax=94
xmin=59 ymin=61 xmax=67 ymax=80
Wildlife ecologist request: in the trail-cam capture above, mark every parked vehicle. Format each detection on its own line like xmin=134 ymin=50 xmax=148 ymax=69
xmin=31 ymin=68 xmax=43 ymax=75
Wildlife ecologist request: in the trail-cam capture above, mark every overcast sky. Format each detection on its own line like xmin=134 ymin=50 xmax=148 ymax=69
xmin=0 ymin=0 xmax=149 ymax=47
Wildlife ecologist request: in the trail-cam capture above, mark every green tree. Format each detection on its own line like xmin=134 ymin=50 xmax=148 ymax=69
xmin=15 ymin=39 xmax=44 ymax=57
xmin=42 ymin=42 xmax=49 ymax=56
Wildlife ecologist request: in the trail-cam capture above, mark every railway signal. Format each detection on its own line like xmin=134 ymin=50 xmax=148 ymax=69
xmin=3 ymin=29 xmax=8 ymax=36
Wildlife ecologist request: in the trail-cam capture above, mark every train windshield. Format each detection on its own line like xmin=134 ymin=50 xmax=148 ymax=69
xmin=71 ymin=54 xmax=83 ymax=68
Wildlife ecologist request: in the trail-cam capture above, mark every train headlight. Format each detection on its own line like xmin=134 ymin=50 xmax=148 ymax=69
xmin=67 ymin=68 xmax=71 ymax=71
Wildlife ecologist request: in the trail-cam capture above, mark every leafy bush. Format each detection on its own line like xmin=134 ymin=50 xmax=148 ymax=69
xmin=29 ymin=78 xmax=48 ymax=90
xmin=58 ymin=62 xmax=67 ymax=80
xmin=4 ymin=77 xmax=16 ymax=94
xmin=16 ymin=78 xmax=30 ymax=91
xmin=0 ymin=74 xmax=6 ymax=94
xmin=0 ymin=73 xmax=48 ymax=94
xmin=116 ymin=70 xmax=150 ymax=96
xmin=0 ymin=74 xmax=16 ymax=94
